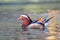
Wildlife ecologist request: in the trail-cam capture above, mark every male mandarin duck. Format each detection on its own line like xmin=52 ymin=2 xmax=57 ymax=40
xmin=17 ymin=14 xmax=53 ymax=31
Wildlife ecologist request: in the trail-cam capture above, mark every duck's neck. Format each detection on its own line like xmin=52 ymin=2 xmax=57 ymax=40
xmin=22 ymin=18 xmax=30 ymax=26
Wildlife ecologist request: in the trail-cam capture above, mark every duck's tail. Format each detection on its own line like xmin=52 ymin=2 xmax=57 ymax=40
xmin=45 ymin=16 xmax=54 ymax=23
xmin=44 ymin=16 xmax=54 ymax=27
xmin=44 ymin=16 xmax=54 ymax=32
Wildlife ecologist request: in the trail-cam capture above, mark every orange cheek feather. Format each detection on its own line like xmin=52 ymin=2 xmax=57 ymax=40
xmin=23 ymin=21 xmax=29 ymax=26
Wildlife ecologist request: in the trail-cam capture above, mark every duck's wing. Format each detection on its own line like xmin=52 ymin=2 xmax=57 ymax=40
xmin=34 ymin=17 xmax=44 ymax=23
xmin=34 ymin=16 xmax=54 ymax=23
xmin=34 ymin=16 xmax=47 ymax=23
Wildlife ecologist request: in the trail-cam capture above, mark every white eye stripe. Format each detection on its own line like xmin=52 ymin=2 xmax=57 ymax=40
xmin=21 ymin=15 xmax=28 ymax=18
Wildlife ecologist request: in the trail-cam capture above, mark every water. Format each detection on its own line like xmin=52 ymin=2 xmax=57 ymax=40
xmin=0 ymin=9 xmax=60 ymax=40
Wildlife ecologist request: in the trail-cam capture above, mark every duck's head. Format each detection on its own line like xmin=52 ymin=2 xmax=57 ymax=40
xmin=17 ymin=14 xmax=29 ymax=20
xmin=17 ymin=14 xmax=31 ymax=31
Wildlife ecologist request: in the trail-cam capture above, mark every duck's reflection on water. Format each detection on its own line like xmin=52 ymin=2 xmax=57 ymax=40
xmin=18 ymin=29 xmax=47 ymax=40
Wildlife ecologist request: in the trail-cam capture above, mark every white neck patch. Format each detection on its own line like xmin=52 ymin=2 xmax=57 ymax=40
xmin=21 ymin=15 xmax=28 ymax=19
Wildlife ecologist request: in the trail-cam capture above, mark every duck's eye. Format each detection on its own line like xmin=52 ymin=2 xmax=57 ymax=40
xmin=21 ymin=16 xmax=24 ymax=18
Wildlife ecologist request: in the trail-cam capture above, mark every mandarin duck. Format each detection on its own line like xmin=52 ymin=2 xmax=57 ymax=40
xmin=17 ymin=14 xmax=53 ymax=31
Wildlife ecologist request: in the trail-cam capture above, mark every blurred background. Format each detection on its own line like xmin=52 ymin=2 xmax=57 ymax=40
xmin=0 ymin=0 xmax=60 ymax=13
xmin=0 ymin=0 xmax=60 ymax=40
